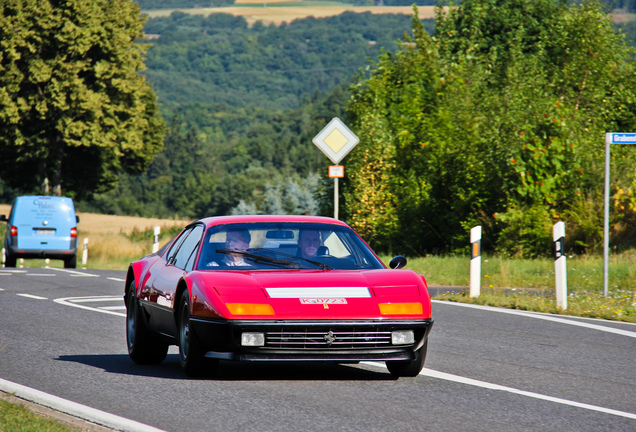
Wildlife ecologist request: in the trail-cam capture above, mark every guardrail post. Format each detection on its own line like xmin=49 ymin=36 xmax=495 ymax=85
xmin=152 ymin=226 xmax=160 ymax=253
xmin=82 ymin=238 xmax=89 ymax=267
xmin=553 ymin=222 xmax=567 ymax=310
xmin=470 ymin=225 xmax=482 ymax=297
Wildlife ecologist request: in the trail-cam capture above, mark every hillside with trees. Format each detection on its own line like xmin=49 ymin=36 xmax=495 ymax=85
xmin=81 ymin=11 xmax=433 ymax=219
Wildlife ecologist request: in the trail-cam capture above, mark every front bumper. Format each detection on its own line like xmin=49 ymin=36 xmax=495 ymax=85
xmin=190 ymin=317 xmax=434 ymax=362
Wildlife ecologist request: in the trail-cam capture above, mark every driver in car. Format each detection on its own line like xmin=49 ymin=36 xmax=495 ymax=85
xmin=298 ymin=229 xmax=324 ymax=260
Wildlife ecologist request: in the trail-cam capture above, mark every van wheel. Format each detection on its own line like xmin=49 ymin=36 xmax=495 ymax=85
xmin=4 ymin=251 xmax=16 ymax=267
xmin=64 ymin=255 xmax=77 ymax=268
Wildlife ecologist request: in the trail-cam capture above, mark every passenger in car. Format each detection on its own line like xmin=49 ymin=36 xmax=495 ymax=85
xmin=208 ymin=229 xmax=252 ymax=266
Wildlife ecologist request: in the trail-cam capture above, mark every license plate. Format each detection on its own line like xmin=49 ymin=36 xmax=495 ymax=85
xmin=34 ymin=229 xmax=55 ymax=235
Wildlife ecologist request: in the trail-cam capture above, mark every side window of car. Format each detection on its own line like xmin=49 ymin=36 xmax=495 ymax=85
xmin=184 ymin=225 xmax=204 ymax=271
xmin=173 ymin=225 xmax=204 ymax=270
xmin=166 ymin=228 xmax=192 ymax=265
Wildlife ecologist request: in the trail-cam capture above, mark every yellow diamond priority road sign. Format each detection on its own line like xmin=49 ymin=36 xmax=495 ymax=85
xmin=312 ymin=117 xmax=359 ymax=164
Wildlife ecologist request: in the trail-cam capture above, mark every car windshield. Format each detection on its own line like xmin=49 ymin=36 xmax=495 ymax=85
xmin=196 ymin=222 xmax=384 ymax=270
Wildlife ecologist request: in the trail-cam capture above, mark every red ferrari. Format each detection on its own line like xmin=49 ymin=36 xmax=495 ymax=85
xmin=124 ymin=215 xmax=433 ymax=377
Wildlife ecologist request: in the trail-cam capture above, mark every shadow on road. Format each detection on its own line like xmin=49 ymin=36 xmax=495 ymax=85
xmin=56 ymin=354 xmax=397 ymax=381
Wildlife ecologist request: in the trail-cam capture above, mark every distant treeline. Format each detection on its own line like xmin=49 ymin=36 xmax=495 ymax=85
xmin=136 ymin=0 xmax=636 ymax=11
xmin=142 ymin=12 xmax=433 ymax=111
xmin=135 ymin=0 xmax=439 ymax=9
xmin=137 ymin=0 xmax=234 ymax=9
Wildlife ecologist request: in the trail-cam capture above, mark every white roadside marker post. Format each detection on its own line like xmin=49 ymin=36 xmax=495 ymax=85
xmin=82 ymin=238 xmax=89 ymax=267
xmin=152 ymin=226 xmax=160 ymax=253
xmin=553 ymin=221 xmax=567 ymax=310
xmin=2 ymin=248 xmax=5 ymax=267
xmin=470 ymin=226 xmax=482 ymax=298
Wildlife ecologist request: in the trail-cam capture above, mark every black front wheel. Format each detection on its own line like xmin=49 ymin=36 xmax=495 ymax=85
xmin=126 ymin=283 xmax=168 ymax=364
xmin=178 ymin=291 xmax=218 ymax=377
xmin=386 ymin=340 xmax=428 ymax=378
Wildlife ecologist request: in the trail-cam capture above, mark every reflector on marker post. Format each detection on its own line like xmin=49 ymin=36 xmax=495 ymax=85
xmin=470 ymin=226 xmax=482 ymax=298
xmin=553 ymin=221 xmax=567 ymax=310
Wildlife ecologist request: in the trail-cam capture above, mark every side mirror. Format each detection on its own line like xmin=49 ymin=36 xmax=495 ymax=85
xmin=76 ymin=215 xmax=80 ymax=223
xmin=389 ymin=255 xmax=407 ymax=269
xmin=0 ymin=215 xmax=7 ymax=222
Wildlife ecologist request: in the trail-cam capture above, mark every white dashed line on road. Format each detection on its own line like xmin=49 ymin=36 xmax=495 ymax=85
xmin=48 ymin=268 xmax=100 ymax=277
xmin=16 ymin=294 xmax=48 ymax=300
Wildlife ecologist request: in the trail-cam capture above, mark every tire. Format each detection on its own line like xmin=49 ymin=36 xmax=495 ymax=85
xmin=4 ymin=250 xmax=16 ymax=267
xmin=178 ymin=291 xmax=217 ymax=377
xmin=126 ymin=283 xmax=168 ymax=364
xmin=386 ymin=340 xmax=428 ymax=378
xmin=64 ymin=254 xmax=77 ymax=268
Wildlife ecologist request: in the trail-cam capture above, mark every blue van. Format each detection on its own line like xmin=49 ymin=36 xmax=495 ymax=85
xmin=1 ymin=196 xmax=80 ymax=268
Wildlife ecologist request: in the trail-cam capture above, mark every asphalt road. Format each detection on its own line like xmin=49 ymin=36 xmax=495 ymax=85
xmin=0 ymin=267 xmax=635 ymax=431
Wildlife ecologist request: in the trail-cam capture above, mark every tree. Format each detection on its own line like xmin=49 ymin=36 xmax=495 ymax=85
xmin=0 ymin=0 xmax=165 ymax=198
xmin=345 ymin=1 xmax=636 ymax=256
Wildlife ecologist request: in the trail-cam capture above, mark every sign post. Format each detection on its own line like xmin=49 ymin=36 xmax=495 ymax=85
xmin=313 ymin=118 xmax=359 ymax=219
xmin=603 ymin=133 xmax=636 ymax=296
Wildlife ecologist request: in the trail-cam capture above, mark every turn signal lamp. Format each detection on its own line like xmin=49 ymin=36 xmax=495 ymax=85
xmin=226 ymin=303 xmax=275 ymax=316
xmin=379 ymin=302 xmax=423 ymax=315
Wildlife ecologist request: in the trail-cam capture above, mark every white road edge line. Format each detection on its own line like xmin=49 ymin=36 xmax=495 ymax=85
xmin=363 ymin=363 xmax=636 ymax=420
xmin=53 ymin=296 xmax=126 ymax=317
xmin=0 ymin=378 xmax=167 ymax=432
xmin=432 ymin=300 xmax=636 ymax=338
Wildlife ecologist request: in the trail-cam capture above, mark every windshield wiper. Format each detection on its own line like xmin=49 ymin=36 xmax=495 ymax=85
xmin=250 ymin=248 xmax=332 ymax=270
xmin=215 ymin=249 xmax=301 ymax=268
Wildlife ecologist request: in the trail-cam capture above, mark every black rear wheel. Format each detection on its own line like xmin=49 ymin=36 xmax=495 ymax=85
xmin=64 ymin=254 xmax=77 ymax=268
xmin=4 ymin=251 xmax=16 ymax=267
xmin=386 ymin=340 xmax=428 ymax=378
xmin=126 ymin=283 xmax=168 ymax=364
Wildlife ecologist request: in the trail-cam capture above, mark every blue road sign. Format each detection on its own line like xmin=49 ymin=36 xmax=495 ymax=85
xmin=610 ymin=133 xmax=636 ymax=144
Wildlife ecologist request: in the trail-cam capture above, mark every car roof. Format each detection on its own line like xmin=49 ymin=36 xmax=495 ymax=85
xmin=197 ymin=215 xmax=351 ymax=228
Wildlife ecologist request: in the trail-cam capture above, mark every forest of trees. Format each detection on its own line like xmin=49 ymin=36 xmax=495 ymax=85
xmin=345 ymin=0 xmax=636 ymax=255
xmin=2 ymin=0 xmax=636 ymax=256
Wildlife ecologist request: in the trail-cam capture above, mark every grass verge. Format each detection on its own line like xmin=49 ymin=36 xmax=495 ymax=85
xmin=380 ymin=252 xmax=636 ymax=323
xmin=0 ymin=398 xmax=76 ymax=432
